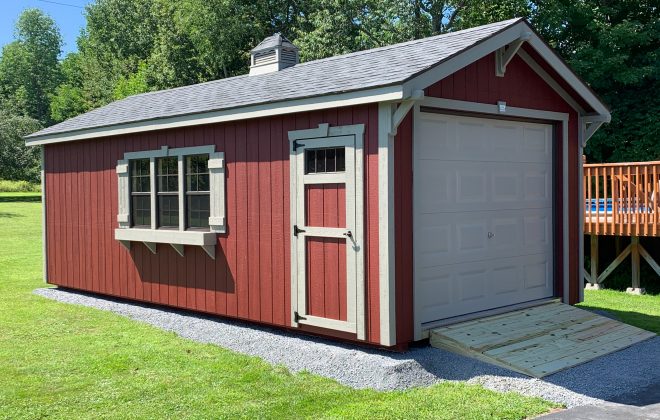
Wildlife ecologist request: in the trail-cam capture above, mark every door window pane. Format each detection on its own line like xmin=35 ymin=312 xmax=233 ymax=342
xmin=305 ymin=147 xmax=345 ymax=174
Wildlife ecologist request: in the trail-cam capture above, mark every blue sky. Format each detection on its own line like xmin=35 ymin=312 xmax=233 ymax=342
xmin=1 ymin=0 xmax=93 ymax=57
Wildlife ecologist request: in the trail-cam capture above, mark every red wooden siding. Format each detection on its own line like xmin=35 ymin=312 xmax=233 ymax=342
xmin=305 ymin=184 xmax=348 ymax=321
xmin=394 ymin=52 xmax=582 ymax=345
xmin=45 ymin=104 xmax=380 ymax=345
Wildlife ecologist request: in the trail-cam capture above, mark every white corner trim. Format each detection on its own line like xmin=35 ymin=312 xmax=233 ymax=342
xmin=378 ymin=102 xmax=397 ymax=346
xmin=578 ymin=116 xmax=585 ymax=303
xmin=41 ymin=147 xmax=47 ymax=282
xmin=26 ymin=87 xmax=402 ymax=146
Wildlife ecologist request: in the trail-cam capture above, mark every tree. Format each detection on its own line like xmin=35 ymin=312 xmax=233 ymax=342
xmin=531 ymin=0 xmax=659 ymax=163
xmin=294 ymin=0 xmax=532 ymax=61
xmin=0 ymin=9 xmax=62 ymax=123
xmin=0 ymin=111 xmax=42 ymax=183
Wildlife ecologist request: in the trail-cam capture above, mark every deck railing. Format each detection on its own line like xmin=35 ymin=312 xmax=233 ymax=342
xmin=584 ymin=161 xmax=660 ymax=236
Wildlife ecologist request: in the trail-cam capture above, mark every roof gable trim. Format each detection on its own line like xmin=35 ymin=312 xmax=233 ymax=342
xmin=402 ymin=20 xmax=610 ymax=120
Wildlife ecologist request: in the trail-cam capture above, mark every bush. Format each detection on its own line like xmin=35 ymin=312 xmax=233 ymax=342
xmin=0 ymin=179 xmax=41 ymax=192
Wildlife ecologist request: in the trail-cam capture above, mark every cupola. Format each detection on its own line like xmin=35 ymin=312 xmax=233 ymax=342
xmin=249 ymin=33 xmax=299 ymax=76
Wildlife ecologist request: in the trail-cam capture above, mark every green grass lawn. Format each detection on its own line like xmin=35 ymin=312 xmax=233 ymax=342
xmin=579 ymin=290 xmax=660 ymax=334
xmin=0 ymin=194 xmax=556 ymax=419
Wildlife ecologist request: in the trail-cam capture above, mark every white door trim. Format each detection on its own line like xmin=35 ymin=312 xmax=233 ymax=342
xmin=288 ymin=124 xmax=366 ymax=340
xmin=413 ymin=98 xmax=570 ymax=340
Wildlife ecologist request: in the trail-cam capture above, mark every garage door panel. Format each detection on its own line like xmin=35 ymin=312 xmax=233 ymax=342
xmin=417 ymin=161 xmax=551 ymax=213
xmin=418 ymin=209 xmax=551 ymax=268
xmin=415 ymin=113 xmax=554 ymax=324
xmin=417 ymin=114 xmax=552 ymax=163
xmin=417 ymin=253 xmax=551 ymax=323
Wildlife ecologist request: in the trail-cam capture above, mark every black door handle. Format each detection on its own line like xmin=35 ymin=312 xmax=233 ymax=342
xmin=343 ymin=230 xmax=352 ymax=238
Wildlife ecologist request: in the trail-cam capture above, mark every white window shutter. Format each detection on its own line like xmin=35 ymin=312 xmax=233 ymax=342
xmin=116 ymin=159 xmax=130 ymax=228
xmin=208 ymin=152 xmax=226 ymax=233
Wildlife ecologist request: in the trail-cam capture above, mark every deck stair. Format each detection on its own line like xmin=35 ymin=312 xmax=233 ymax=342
xmin=430 ymin=302 xmax=655 ymax=378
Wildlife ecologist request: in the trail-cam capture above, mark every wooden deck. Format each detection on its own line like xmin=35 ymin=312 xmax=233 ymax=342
xmin=430 ymin=302 xmax=655 ymax=378
xmin=583 ymin=161 xmax=660 ymax=292
xmin=584 ymin=161 xmax=660 ymax=237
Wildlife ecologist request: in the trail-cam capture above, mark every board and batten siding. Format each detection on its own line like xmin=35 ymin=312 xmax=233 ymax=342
xmin=394 ymin=50 xmax=582 ymax=345
xmin=44 ymin=105 xmax=382 ymax=345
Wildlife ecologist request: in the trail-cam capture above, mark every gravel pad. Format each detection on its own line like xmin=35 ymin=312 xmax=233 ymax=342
xmin=34 ymin=288 xmax=659 ymax=408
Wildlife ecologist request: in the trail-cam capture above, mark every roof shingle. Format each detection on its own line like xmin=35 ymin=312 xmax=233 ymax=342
xmin=27 ymin=18 xmax=520 ymax=139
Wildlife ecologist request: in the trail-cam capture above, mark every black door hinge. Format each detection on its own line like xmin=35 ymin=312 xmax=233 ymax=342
xmin=294 ymin=311 xmax=307 ymax=322
xmin=292 ymin=140 xmax=304 ymax=151
xmin=293 ymin=225 xmax=306 ymax=237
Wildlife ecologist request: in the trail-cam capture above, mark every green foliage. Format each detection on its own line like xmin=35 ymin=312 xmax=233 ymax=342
xmin=532 ymin=0 xmax=659 ymax=163
xmin=0 ymin=179 xmax=41 ymax=193
xmin=0 ymin=0 xmax=658 ymax=182
xmin=0 ymin=9 xmax=62 ymax=124
xmin=0 ymin=198 xmax=557 ymax=419
xmin=0 ymin=112 xmax=42 ymax=183
xmin=113 ymin=62 xmax=150 ymax=100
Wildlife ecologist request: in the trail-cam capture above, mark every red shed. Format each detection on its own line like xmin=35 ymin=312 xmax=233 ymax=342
xmin=27 ymin=19 xmax=610 ymax=348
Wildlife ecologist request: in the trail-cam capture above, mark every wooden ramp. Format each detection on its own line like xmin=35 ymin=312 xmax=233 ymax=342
xmin=430 ymin=302 xmax=655 ymax=378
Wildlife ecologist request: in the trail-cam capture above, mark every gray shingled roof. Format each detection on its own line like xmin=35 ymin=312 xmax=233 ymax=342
xmin=27 ymin=18 xmax=520 ymax=139
xmin=252 ymin=33 xmax=297 ymax=52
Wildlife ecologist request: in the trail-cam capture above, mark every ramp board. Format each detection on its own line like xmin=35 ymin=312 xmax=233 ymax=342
xmin=430 ymin=302 xmax=655 ymax=378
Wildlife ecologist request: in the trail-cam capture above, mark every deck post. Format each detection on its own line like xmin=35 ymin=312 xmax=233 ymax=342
xmin=590 ymin=235 xmax=598 ymax=282
xmin=585 ymin=234 xmax=603 ymax=290
xmin=626 ymin=236 xmax=645 ymax=294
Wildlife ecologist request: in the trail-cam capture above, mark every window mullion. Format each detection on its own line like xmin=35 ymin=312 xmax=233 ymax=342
xmin=178 ymin=155 xmax=185 ymax=231
xmin=150 ymin=157 xmax=157 ymax=230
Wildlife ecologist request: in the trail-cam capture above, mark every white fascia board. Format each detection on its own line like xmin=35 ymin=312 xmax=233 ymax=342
xmin=25 ymin=86 xmax=404 ymax=146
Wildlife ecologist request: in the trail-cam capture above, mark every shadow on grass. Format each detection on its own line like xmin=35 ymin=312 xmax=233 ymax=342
xmin=579 ymin=305 xmax=660 ymax=334
xmin=0 ymin=195 xmax=41 ymax=203
xmin=0 ymin=212 xmax=23 ymax=218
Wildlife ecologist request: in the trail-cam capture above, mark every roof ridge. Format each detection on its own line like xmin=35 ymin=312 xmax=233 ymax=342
xmin=293 ymin=17 xmax=523 ymax=68
xmin=120 ymin=18 xmax=523 ymax=101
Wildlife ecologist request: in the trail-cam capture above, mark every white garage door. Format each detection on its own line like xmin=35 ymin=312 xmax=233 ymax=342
xmin=414 ymin=112 xmax=554 ymax=325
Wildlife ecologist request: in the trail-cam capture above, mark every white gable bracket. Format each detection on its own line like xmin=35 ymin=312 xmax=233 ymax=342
xmin=495 ymin=32 xmax=532 ymax=77
xmin=582 ymin=114 xmax=610 ymax=146
xmin=390 ymin=90 xmax=425 ymax=136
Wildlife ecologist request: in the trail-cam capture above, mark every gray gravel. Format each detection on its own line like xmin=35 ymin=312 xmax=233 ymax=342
xmin=34 ymin=287 xmax=659 ymax=408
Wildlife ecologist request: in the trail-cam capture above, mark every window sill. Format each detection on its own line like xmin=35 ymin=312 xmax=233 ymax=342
xmin=114 ymin=228 xmax=216 ymax=259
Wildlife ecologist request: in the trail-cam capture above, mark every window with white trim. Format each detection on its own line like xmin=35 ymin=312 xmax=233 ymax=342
xmin=115 ymin=145 xmax=225 ymax=258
